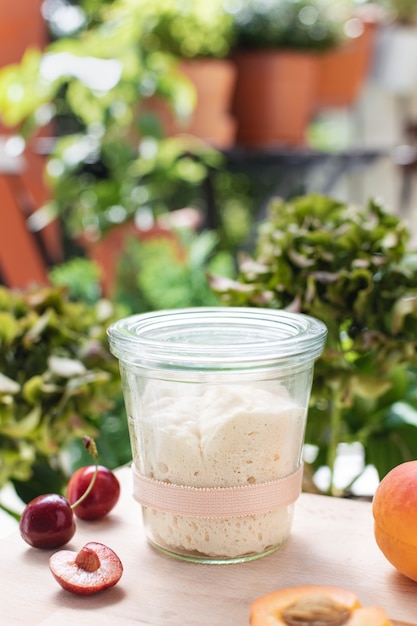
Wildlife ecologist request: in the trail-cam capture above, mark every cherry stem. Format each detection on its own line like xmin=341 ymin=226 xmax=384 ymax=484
xmin=70 ymin=436 xmax=99 ymax=510
xmin=0 ymin=501 xmax=21 ymax=522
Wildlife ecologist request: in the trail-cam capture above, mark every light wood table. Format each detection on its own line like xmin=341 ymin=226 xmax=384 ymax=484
xmin=1 ymin=466 xmax=416 ymax=625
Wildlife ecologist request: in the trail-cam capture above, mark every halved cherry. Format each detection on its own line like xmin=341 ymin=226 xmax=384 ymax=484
xmin=49 ymin=541 xmax=123 ymax=595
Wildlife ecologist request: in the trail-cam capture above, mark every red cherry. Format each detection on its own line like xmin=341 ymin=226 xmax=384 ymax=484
xmin=67 ymin=465 xmax=120 ymax=520
xmin=19 ymin=436 xmax=104 ymax=550
xmin=19 ymin=494 xmax=76 ymax=549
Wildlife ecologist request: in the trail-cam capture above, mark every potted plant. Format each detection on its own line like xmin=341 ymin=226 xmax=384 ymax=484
xmin=210 ymin=193 xmax=417 ymax=495
xmin=0 ymin=0 xmax=230 ymax=293
xmin=372 ymin=0 xmax=417 ymax=94
xmin=315 ymin=2 xmax=379 ymax=109
xmin=135 ymin=0 xmax=237 ymax=148
xmin=225 ymin=0 xmax=344 ymax=147
xmin=0 ymin=284 xmax=124 ymax=516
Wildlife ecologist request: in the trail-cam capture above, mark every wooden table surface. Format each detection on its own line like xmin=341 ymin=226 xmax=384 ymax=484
xmin=2 ymin=465 xmax=417 ymax=625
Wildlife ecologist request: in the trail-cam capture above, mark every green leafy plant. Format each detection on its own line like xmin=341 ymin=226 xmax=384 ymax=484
xmin=379 ymin=0 xmax=417 ymax=25
xmin=0 ymin=0 xmax=256 ymax=275
xmin=211 ymin=194 xmax=417 ymax=495
xmin=0 ymin=0 xmax=223 ymax=244
xmin=49 ymin=257 xmax=102 ymax=304
xmin=115 ymin=227 xmax=235 ymax=313
xmin=0 ymin=285 xmax=124 ymax=511
xmin=226 ymin=0 xmax=346 ymax=52
xmin=133 ymin=0 xmax=235 ymax=59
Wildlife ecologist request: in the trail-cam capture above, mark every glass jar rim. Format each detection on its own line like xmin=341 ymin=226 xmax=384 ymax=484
xmin=107 ymin=307 xmax=327 ymax=371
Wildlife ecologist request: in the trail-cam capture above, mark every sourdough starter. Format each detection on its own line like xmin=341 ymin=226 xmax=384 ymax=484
xmin=129 ymin=380 xmax=305 ymax=559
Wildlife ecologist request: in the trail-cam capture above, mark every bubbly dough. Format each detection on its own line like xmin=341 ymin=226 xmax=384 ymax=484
xmin=129 ymin=380 xmax=305 ymax=558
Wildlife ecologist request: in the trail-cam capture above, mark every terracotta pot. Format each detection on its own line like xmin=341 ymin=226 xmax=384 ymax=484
xmin=232 ymin=50 xmax=319 ymax=147
xmin=0 ymin=0 xmax=45 ymax=70
xmin=316 ymin=18 xmax=377 ymax=109
xmin=146 ymin=58 xmax=237 ymax=149
xmin=0 ymin=168 xmax=49 ymax=288
xmin=0 ymin=1 xmax=62 ymax=281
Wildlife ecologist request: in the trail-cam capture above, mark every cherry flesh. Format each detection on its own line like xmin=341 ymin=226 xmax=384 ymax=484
xmin=67 ymin=465 xmax=120 ymax=520
xmin=19 ymin=494 xmax=76 ymax=549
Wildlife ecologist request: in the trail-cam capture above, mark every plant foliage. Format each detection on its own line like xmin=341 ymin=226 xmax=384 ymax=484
xmin=132 ymin=0 xmax=235 ymax=59
xmin=115 ymin=227 xmax=235 ymax=313
xmin=0 ymin=0 xmax=226 ymax=242
xmin=211 ymin=194 xmax=417 ymax=494
xmin=0 ymin=285 xmax=123 ymax=502
xmin=380 ymin=0 xmax=417 ymax=25
xmin=226 ymin=0 xmax=345 ymax=51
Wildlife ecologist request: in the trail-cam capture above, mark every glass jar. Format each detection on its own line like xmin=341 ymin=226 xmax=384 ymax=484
xmin=107 ymin=307 xmax=327 ymax=563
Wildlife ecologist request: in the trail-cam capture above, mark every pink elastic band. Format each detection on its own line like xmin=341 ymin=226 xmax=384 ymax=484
xmin=132 ymin=463 xmax=303 ymax=518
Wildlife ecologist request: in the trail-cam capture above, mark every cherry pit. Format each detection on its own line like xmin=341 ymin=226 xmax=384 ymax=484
xmin=19 ymin=436 xmax=123 ymax=594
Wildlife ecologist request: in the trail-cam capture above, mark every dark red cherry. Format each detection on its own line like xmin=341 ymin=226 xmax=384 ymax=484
xmin=67 ymin=465 xmax=120 ymax=520
xmin=19 ymin=494 xmax=76 ymax=549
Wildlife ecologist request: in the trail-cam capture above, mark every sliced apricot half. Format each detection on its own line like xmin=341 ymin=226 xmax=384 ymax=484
xmin=250 ymin=584 xmax=391 ymax=625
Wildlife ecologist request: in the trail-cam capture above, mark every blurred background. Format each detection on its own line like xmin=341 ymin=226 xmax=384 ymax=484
xmin=1 ymin=0 xmax=417 ymax=291
xmin=1 ymin=0 xmax=417 ymax=531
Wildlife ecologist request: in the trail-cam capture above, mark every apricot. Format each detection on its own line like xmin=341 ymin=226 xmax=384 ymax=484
xmin=250 ymin=585 xmax=391 ymax=625
xmin=373 ymin=460 xmax=417 ymax=582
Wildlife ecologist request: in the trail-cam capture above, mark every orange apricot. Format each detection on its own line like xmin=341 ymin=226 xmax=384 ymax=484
xmin=373 ymin=460 xmax=417 ymax=582
xmin=250 ymin=585 xmax=391 ymax=625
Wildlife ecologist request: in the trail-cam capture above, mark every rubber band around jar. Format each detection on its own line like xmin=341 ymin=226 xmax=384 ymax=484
xmin=132 ymin=463 xmax=304 ymax=518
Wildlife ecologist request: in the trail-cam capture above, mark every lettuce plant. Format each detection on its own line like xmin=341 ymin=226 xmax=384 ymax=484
xmin=0 ymin=285 xmax=123 ymax=509
xmin=211 ymin=194 xmax=417 ymax=494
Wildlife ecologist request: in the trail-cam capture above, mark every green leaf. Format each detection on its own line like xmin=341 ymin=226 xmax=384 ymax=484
xmin=351 ymin=374 xmax=393 ymax=400
xmin=391 ymin=294 xmax=417 ymax=334
xmin=366 ymin=425 xmax=417 ymax=480
xmin=22 ymin=376 xmax=44 ymax=404
xmin=0 ymin=406 xmax=41 ymax=437
xmin=0 ymin=374 xmax=20 ymax=395
xmin=0 ymin=312 xmax=19 ymax=343
xmin=48 ymin=356 xmax=87 ymax=378
xmin=387 ymin=402 xmax=417 ymax=428
xmin=12 ymin=460 xmax=66 ymax=503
